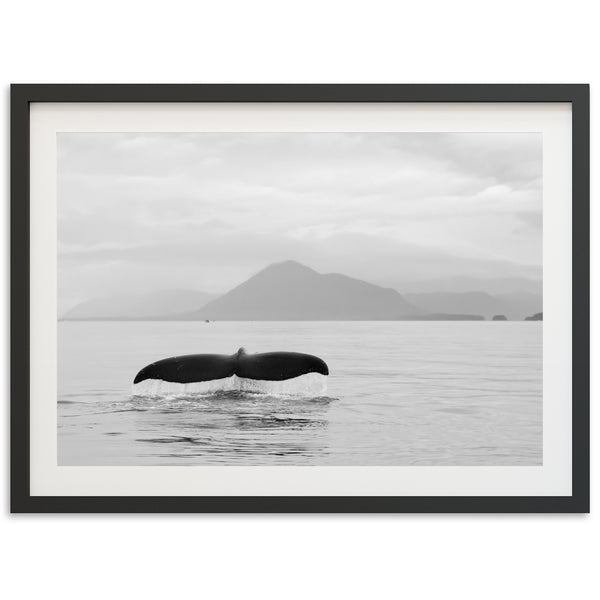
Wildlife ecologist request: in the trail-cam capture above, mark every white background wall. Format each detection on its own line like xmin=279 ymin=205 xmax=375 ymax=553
xmin=1 ymin=1 xmax=596 ymax=598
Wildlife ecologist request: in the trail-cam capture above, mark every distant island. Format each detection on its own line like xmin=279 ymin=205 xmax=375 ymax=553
xmin=525 ymin=312 xmax=543 ymax=321
xmin=61 ymin=260 xmax=542 ymax=322
xmin=404 ymin=290 xmax=541 ymax=321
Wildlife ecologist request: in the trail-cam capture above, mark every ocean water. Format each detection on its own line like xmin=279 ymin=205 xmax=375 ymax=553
xmin=58 ymin=321 xmax=542 ymax=465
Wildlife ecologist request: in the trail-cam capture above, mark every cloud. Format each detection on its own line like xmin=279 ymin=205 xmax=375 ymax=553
xmin=58 ymin=132 xmax=542 ymax=308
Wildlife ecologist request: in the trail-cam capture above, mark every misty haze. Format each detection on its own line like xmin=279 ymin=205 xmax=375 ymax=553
xmin=58 ymin=132 xmax=543 ymax=466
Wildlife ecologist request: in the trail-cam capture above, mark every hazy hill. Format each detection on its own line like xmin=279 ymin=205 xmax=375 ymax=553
xmin=405 ymin=291 xmax=542 ymax=321
xmin=61 ymin=289 xmax=217 ymax=320
xmin=60 ymin=262 xmax=540 ymax=321
xmin=188 ymin=261 xmax=422 ymax=320
xmin=494 ymin=292 xmax=542 ymax=320
xmin=399 ymin=276 xmax=543 ymax=296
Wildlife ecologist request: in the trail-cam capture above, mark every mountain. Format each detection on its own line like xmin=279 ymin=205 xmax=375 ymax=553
xmin=61 ymin=262 xmax=540 ymax=322
xmin=399 ymin=276 xmax=543 ymax=296
xmin=405 ymin=291 xmax=542 ymax=321
xmin=405 ymin=291 xmax=506 ymax=320
xmin=187 ymin=261 xmax=422 ymax=320
xmin=61 ymin=289 xmax=217 ymax=320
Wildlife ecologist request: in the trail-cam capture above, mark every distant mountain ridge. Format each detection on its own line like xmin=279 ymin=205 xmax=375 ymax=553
xmin=398 ymin=275 xmax=543 ymax=295
xmin=187 ymin=261 xmax=422 ymax=321
xmin=61 ymin=261 xmax=542 ymax=321
xmin=404 ymin=291 xmax=542 ymax=321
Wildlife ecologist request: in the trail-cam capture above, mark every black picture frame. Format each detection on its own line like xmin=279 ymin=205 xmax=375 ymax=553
xmin=10 ymin=84 xmax=590 ymax=513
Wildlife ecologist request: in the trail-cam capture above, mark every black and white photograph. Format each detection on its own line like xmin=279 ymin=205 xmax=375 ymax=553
xmin=4 ymin=0 xmax=595 ymax=594
xmin=57 ymin=131 xmax=543 ymax=466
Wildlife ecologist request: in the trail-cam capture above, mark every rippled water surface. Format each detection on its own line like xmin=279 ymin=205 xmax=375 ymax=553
xmin=58 ymin=321 xmax=542 ymax=465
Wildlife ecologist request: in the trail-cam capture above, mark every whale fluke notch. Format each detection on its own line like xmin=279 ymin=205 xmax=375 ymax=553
xmin=133 ymin=349 xmax=329 ymax=385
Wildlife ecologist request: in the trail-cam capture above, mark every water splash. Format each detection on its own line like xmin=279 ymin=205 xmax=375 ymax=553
xmin=131 ymin=372 xmax=327 ymax=398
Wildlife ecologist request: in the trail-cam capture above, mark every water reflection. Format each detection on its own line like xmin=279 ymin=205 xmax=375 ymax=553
xmin=125 ymin=391 xmax=337 ymax=463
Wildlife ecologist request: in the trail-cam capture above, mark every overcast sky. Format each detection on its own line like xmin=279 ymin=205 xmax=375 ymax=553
xmin=58 ymin=132 xmax=542 ymax=311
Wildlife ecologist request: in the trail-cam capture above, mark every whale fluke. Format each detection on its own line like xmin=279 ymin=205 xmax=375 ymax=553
xmin=133 ymin=348 xmax=329 ymax=385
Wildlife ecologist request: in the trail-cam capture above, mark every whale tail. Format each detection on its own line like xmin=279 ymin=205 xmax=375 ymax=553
xmin=133 ymin=349 xmax=329 ymax=396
